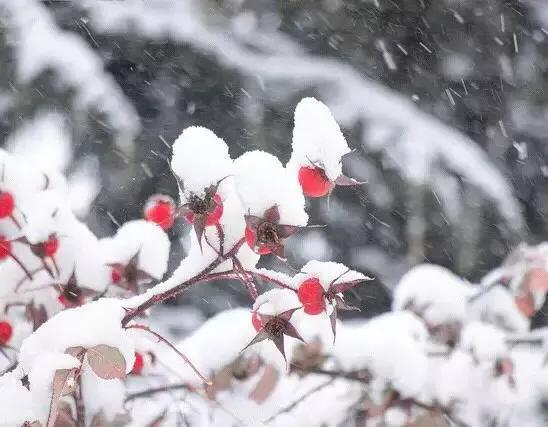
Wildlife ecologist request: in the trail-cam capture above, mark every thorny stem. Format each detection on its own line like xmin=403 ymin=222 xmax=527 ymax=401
xmin=126 ymin=323 xmax=212 ymax=386
xmin=121 ymin=237 xmax=246 ymax=326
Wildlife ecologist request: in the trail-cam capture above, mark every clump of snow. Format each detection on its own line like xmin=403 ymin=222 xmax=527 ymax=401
xmin=288 ymin=97 xmax=351 ymax=181
xmin=171 ymin=126 xmax=233 ymax=196
xmin=459 ymin=322 xmax=507 ymax=363
xmin=105 ymin=219 xmax=170 ymax=280
xmin=0 ymin=371 xmax=36 ymax=425
xmin=0 ymin=0 xmax=140 ymax=149
xmin=6 ymin=112 xmax=72 ymax=174
xmin=19 ymin=299 xmax=134 ymax=375
xmin=335 ymin=311 xmax=429 ymax=398
xmin=293 ymin=260 xmax=369 ymax=292
xmin=27 ymin=352 xmax=81 ymax=423
xmin=234 ymin=150 xmax=308 ymax=226
xmin=469 ymin=285 xmax=529 ymax=333
xmin=81 ymin=360 xmax=125 ymax=423
xmin=393 ymin=263 xmax=472 ymax=325
xmin=253 ymin=288 xmax=301 ymax=316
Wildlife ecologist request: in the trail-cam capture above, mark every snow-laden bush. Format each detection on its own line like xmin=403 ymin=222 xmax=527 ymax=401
xmin=0 ymin=98 xmax=547 ymax=427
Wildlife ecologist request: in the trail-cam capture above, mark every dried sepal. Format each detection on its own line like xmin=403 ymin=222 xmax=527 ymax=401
xmin=25 ymin=303 xmax=48 ymax=331
xmin=242 ymin=307 xmax=303 ymax=362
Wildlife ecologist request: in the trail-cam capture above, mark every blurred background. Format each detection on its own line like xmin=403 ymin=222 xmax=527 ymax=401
xmin=1 ymin=0 xmax=546 ymax=322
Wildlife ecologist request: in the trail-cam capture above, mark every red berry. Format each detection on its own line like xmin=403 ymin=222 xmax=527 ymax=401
xmin=111 ymin=266 xmax=123 ymax=284
xmin=251 ymin=311 xmax=263 ymax=332
xmin=0 ymin=321 xmax=13 ymax=345
xmin=43 ymin=235 xmax=59 ymax=257
xmin=0 ymin=192 xmax=14 ymax=219
xmin=298 ymin=166 xmax=333 ymax=198
xmin=144 ymin=196 xmax=175 ymax=230
xmin=132 ymin=352 xmax=144 ymax=375
xmin=185 ymin=194 xmax=224 ymax=226
xmin=245 ymin=226 xmax=272 ymax=255
xmin=0 ymin=236 xmax=11 ymax=260
xmin=297 ymin=278 xmax=326 ymax=315
xmin=58 ymin=294 xmax=69 ymax=308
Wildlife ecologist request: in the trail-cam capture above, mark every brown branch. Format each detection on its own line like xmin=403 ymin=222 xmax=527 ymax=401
xmin=250 ymin=271 xmax=297 ymax=292
xmin=121 ymin=237 xmax=245 ymax=326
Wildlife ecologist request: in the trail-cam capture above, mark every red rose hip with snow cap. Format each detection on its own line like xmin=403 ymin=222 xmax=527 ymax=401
xmin=0 ymin=321 xmax=12 ymax=345
xmin=298 ymin=277 xmax=325 ymax=315
xmin=298 ymin=166 xmax=333 ymax=198
xmin=184 ymin=194 xmax=224 ymax=226
xmin=144 ymin=195 xmax=175 ymax=230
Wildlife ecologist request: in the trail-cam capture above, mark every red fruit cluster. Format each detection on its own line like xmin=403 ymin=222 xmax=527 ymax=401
xmin=0 ymin=236 xmax=11 ymax=260
xmin=297 ymin=278 xmax=326 ymax=315
xmin=132 ymin=352 xmax=144 ymax=375
xmin=144 ymin=196 xmax=175 ymax=230
xmin=185 ymin=194 xmax=224 ymax=226
xmin=0 ymin=192 xmax=14 ymax=219
xmin=298 ymin=166 xmax=333 ymax=198
xmin=0 ymin=321 xmax=12 ymax=345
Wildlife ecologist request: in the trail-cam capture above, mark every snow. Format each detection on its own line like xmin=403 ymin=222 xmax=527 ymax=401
xmin=288 ymin=97 xmax=351 ymax=181
xmin=81 ymin=360 xmax=126 ymax=424
xmin=158 ymin=308 xmax=257 ymax=385
xmin=27 ymin=352 xmax=81 ymax=424
xmin=234 ymin=150 xmax=308 ymax=226
xmin=0 ymin=0 xmax=140 ymax=150
xmin=393 ymin=263 xmax=472 ymax=325
xmin=171 ymin=126 xmax=233 ymax=196
xmin=293 ymin=260 xmax=370 ymax=292
xmin=253 ymin=288 xmax=301 ymax=316
xmin=459 ymin=321 xmax=507 ymax=363
xmin=19 ymin=299 xmax=135 ymax=376
xmin=75 ymin=0 xmax=524 ymax=232
xmin=0 ymin=371 xmax=36 ymax=425
xmin=334 ymin=312 xmax=429 ymax=398
xmin=105 ymin=219 xmax=170 ymax=280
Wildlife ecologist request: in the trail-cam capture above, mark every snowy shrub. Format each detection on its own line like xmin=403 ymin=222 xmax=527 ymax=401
xmin=0 ymin=98 xmax=548 ymax=427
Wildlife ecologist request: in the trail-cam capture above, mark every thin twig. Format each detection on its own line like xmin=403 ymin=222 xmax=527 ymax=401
xmin=264 ymin=378 xmax=336 ymax=423
xmin=121 ymin=238 xmax=245 ymax=326
xmin=125 ymin=383 xmax=190 ymax=402
xmin=126 ymin=324 xmax=211 ymax=386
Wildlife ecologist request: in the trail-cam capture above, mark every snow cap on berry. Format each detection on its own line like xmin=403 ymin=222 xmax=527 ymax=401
xmin=393 ymin=264 xmax=472 ymax=325
xmin=106 ymin=219 xmax=170 ymax=281
xmin=234 ymin=150 xmax=308 ymax=226
xmin=171 ymin=126 xmax=233 ymax=197
xmin=294 ymin=260 xmax=370 ymax=292
xmin=288 ymin=97 xmax=351 ymax=181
